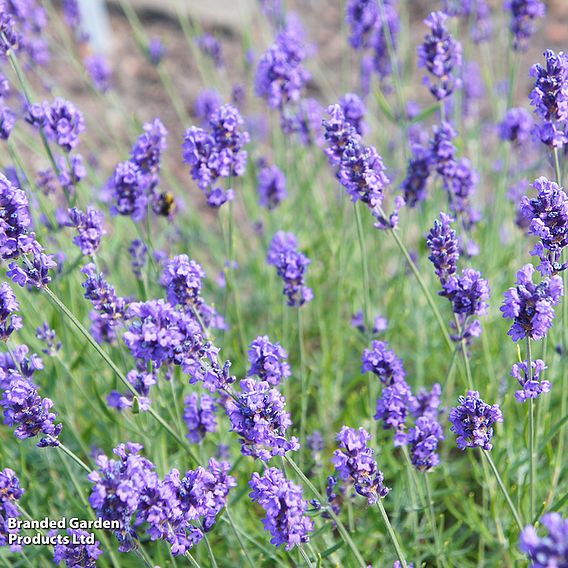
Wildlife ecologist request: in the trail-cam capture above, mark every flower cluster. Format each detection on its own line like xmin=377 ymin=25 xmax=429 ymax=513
xmin=68 ymin=207 xmax=105 ymax=256
xmin=194 ymin=89 xmax=221 ymax=124
xmin=226 ymin=378 xmax=299 ymax=460
xmin=81 ymin=263 xmax=127 ymax=325
xmin=449 ymin=391 xmax=503 ymax=450
xmin=183 ymin=104 xmax=250 ymax=207
xmin=107 ymin=370 xmax=156 ymax=412
xmin=183 ymin=392 xmax=218 ymax=443
xmin=405 ymin=416 xmax=445 ymax=471
xmin=35 ymin=322 xmax=62 ymax=356
xmin=267 ymin=231 xmax=313 ymax=307
xmin=1 ymin=373 xmax=62 ymax=447
xmin=519 ymin=512 xmax=568 ymax=567
xmin=505 ymin=0 xmax=546 ymax=52
xmin=128 ymin=239 xmax=147 ymax=280
xmin=196 ymin=34 xmax=224 ymax=68
xmin=521 ymin=177 xmax=568 ymax=275
xmin=0 ymin=282 xmax=22 ymax=341
xmin=375 ymin=381 xmax=417 ymax=443
xmin=442 ymin=0 xmax=492 ymax=44
xmin=53 ymin=529 xmax=104 ymax=567
xmin=499 ymin=107 xmax=534 ymax=145
xmin=33 ymin=98 xmax=85 ymax=152
xmin=361 ymin=340 xmax=406 ymax=385
xmin=417 ymin=12 xmax=462 ymax=101
xmin=511 ymin=359 xmax=551 ymax=402
xmin=401 ymin=143 xmax=431 ymax=207
xmin=426 ymin=212 xmax=459 ymax=284
xmin=0 ymin=468 xmax=24 ymax=550
xmin=501 ymin=263 xmax=563 ymax=341
xmin=249 ymin=468 xmax=314 ymax=549
xmin=332 ymin=426 xmax=389 ymax=503
xmin=256 ymin=161 xmax=287 ymax=210
xmin=529 ymin=50 xmax=568 ymax=148
xmin=247 ymin=335 xmax=291 ymax=386
xmin=85 ymin=54 xmax=112 ymax=92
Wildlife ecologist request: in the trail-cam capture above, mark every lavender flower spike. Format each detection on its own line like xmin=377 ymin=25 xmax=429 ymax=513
xmin=519 ymin=512 xmax=568 ymax=567
xmin=511 ymin=359 xmax=551 ymax=402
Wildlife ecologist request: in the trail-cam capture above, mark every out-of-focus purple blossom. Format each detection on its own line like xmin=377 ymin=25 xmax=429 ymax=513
xmin=255 ymin=30 xmax=311 ymax=109
xmin=58 ymin=153 xmax=87 ymax=195
xmin=499 ymin=108 xmax=534 ymax=145
xmin=511 ymin=359 xmax=551 ymax=402
xmin=307 ymin=430 xmax=324 ymax=455
xmin=42 ymin=98 xmax=85 ymax=152
xmin=449 ymin=391 xmax=503 ymax=450
xmin=0 ymin=468 xmax=24 ymax=550
xmin=405 ymin=416 xmax=444 ymax=471
xmin=128 ymin=239 xmax=147 ymax=280
xmin=339 ymin=93 xmax=367 ymax=136
xmin=196 ymin=33 xmax=224 ymax=68
xmin=442 ymin=0 xmax=492 ymax=44
xmin=346 ymin=0 xmax=379 ymax=50
xmin=280 ymin=98 xmax=323 ymax=146
xmin=35 ymin=322 xmax=61 ymax=356
xmin=417 ymin=12 xmax=462 ymax=101
xmin=231 ymin=84 xmax=246 ymax=107
xmin=130 ymin=118 xmax=167 ymax=177
xmin=401 ymin=143 xmax=431 ymax=207
xmin=501 ymin=263 xmax=563 ymax=341
xmin=249 ymin=468 xmax=314 ymax=549
xmin=68 ymin=207 xmax=105 ymax=256
xmin=0 ymin=174 xmax=31 ymax=260
xmin=183 ymin=104 xmax=249 ymax=208
xmin=194 ymin=90 xmax=221 ymax=125
xmin=267 ymin=231 xmax=313 ymax=307
xmin=529 ymin=50 xmax=568 ymax=148
xmin=226 ymin=378 xmax=299 ymax=460
xmin=506 ymin=0 xmax=545 ymax=52
xmin=413 ymin=383 xmax=443 ymax=421
xmin=332 ymin=426 xmax=389 ymax=503
xmin=0 ymin=10 xmax=19 ymax=57
xmin=89 ymin=310 xmax=118 ymax=345
xmin=1 ymin=374 xmax=62 ymax=447
xmin=183 ymin=392 xmax=218 ymax=443
xmin=375 ymin=381 xmax=417 ymax=443
xmin=361 ymin=340 xmax=406 ymax=385
xmin=351 ymin=311 xmax=388 ymax=334
xmin=519 ymin=512 xmax=568 ymax=567
xmin=85 ymin=54 xmax=112 ymax=92
xmin=247 ymin=335 xmax=291 ymax=385
xmin=53 ymin=529 xmax=103 ymax=567
xmin=107 ymin=370 xmax=157 ymax=412
xmin=429 ymin=122 xmax=457 ymax=175
xmin=0 ymin=105 xmax=15 ymax=140
xmin=148 ymin=37 xmax=165 ymax=65
xmin=521 ymin=177 xmax=568 ymax=275
xmin=108 ymin=161 xmax=148 ymax=221
xmin=256 ymin=161 xmax=287 ymax=209
xmin=62 ymin=0 xmax=82 ymax=32
xmin=0 ymin=282 xmax=22 ymax=341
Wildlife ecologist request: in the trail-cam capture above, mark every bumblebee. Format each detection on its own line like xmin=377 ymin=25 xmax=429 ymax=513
xmin=153 ymin=191 xmax=176 ymax=217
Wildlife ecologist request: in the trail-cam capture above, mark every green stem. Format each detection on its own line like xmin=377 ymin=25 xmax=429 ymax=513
xmin=58 ymin=443 xmax=91 ymax=474
xmin=298 ymin=545 xmax=314 ymax=568
xmin=424 ymin=475 xmax=448 ymax=568
xmin=353 ymin=203 xmax=371 ymax=330
xmin=526 ymin=337 xmax=535 ymax=522
xmin=202 ymin=530 xmax=219 ymax=568
xmin=298 ymin=308 xmax=308 ymax=469
xmin=482 ymin=451 xmax=524 ymax=531
xmin=376 ymin=499 xmax=407 ymax=568
xmin=225 ymin=504 xmax=255 ymax=568
xmin=185 ymin=552 xmax=202 ymax=568
xmin=454 ymin=315 xmax=474 ymax=391
xmin=284 ymin=455 xmax=367 ymax=567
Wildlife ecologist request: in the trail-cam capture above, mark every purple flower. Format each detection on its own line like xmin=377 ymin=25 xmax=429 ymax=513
xmin=256 ymin=162 xmax=287 ymax=209
xmin=43 ymin=98 xmax=85 ymax=151
xmin=255 ymin=30 xmax=311 ymax=109
xmin=148 ymin=38 xmax=165 ymax=65
xmin=130 ymin=118 xmax=167 ymax=176
xmin=108 ymin=161 xmax=148 ymax=221
xmin=267 ymin=231 xmax=313 ymax=307
xmin=81 ymin=263 xmax=126 ymax=323
xmin=90 ymin=310 xmax=118 ymax=345
xmin=128 ymin=239 xmax=147 ymax=280
xmin=417 ymin=11 xmax=462 ymax=100
xmin=361 ymin=340 xmax=406 ymax=385
xmin=506 ymin=0 xmax=545 ymax=52
xmin=194 ymin=90 xmax=221 ymax=125
xmin=413 ymin=383 xmax=443 ymax=421
xmin=499 ymin=108 xmax=534 ymax=145
xmin=521 ymin=177 xmax=568 ymax=275
xmin=346 ymin=0 xmax=380 ymax=50
xmin=449 ymin=391 xmax=503 ymax=450
xmin=35 ymin=322 xmax=62 ymax=356
xmin=339 ymin=93 xmax=367 ymax=136
xmin=332 ymin=426 xmax=389 ymax=503
xmin=0 ymin=10 xmax=19 ymax=56
xmin=183 ymin=392 xmax=218 ymax=443
xmin=226 ymin=378 xmax=299 ymax=460
xmin=375 ymin=381 xmax=417 ymax=442
xmin=62 ymin=0 xmax=81 ymax=31
xmin=337 ymin=139 xmax=390 ymax=210
xmin=85 ymin=54 xmax=112 ymax=92
xmin=401 ymin=143 xmax=431 ymax=207
xmin=519 ymin=512 xmax=568 ymax=567
xmin=0 ymin=344 xmax=43 ymax=383
xmin=53 ymin=529 xmax=103 ymax=567
xmin=160 ymin=254 xmax=205 ymax=308
xmin=107 ymin=370 xmax=156 ymax=412
xmin=182 ymin=104 xmax=249 ymax=207
xmin=0 ymin=282 xmax=22 ymax=341
xmin=88 ymin=443 xmax=156 ymax=551
xmin=426 ymin=212 xmax=459 ymax=284
xmin=0 ymin=173 xmax=32 ymax=260
xmin=511 ymin=359 xmax=551 ymax=402
xmin=501 ymin=263 xmax=563 ymax=341
xmin=247 ymin=335 xmax=291 ymax=385
xmin=58 ymin=154 xmax=87 ymax=194
xmin=0 ymin=104 xmax=15 ymax=140
xmin=440 ymin=268 xmax=490 ymax=318
xmin=7 ymin=239 xmax=55 ymax=289
xmin=68 ymin=207 xmax=105 ymax=256
xmin=249 ymin=468 xmax=313 ymax=549
xmin=405 ymin=416 xmax=444 ymax=471
xmin=1 ymin=374 xmax=62 ymax=447
xmin=0 ymin=468 xmax=24 ymax=550
xmin=196 ymin=34 xmax=224 ymax=68
xmin=529 ymin=50 xmax=568 ymax=148
xmin=280 ymin=97 xmax=324 ymax=146
xmin=322 ymin=104 xmax=358 ymax=166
